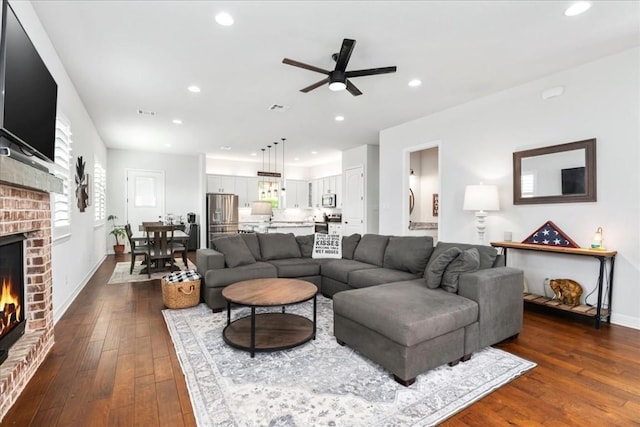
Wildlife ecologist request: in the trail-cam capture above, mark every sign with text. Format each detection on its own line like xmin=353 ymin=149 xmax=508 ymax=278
xmin=312 ymin=233 xmax=342 ymax=259
xmin=257 ymin=171 xmax=282 ymax=178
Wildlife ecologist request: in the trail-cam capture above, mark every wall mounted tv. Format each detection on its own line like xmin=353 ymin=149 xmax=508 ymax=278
xmin=0 ymin=0 xmax=58 ymax=164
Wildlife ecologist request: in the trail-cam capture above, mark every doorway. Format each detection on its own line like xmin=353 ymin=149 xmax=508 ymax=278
xmin=407 ymin=145 xmax=439 ymax=241
xmin=125 ymin=169 xmax=166 ymax=230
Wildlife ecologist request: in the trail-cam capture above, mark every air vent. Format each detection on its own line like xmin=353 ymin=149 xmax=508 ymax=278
xmin=137 ymin=109 xmax=156 ymax=116
xmin=267 ymin=104 xmax=290 ymax=112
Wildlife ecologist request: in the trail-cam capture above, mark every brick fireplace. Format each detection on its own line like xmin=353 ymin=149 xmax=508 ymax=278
xmin=0 ymin=156 xmax=61 ymax=420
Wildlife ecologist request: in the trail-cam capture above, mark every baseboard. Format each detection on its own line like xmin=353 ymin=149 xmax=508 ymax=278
xmin=611 ymin=313 xmax=640 ymax=330
xmin=53 ymin=254 xmax=107 ymax=325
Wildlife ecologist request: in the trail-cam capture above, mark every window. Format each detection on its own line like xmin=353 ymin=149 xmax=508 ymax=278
xmin=94 ymin=160 xmax=106 ymax=222
xmin=51 ymin=115 xmax=73 ymax=238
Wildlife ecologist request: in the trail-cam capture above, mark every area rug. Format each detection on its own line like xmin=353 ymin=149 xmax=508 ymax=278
xmin=107 ymin=259 xmax=196 ymax=284
xmin=163 ymin=296 xmax=536 ymax=426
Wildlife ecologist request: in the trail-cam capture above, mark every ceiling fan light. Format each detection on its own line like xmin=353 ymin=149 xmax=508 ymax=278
xmin=328 ymin=81 xmax=346 ymax=91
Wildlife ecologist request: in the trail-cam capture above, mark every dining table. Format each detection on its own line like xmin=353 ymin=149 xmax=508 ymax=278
xmin=132 ymin=227 xmax=190 ymax=274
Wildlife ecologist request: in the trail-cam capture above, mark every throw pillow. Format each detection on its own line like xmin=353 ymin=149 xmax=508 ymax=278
xmin=213 ymin=235 xmax=256 ymax=268
xmin=312 ymin=233 xmax=342 ymax=259
xmin=257 ymin=233 xmax=302 ymax=260
xmin=341 ymin=233 xmax=361 ymax=259
xmin=424 ymin=247 xmax=461 ymax=289
xmin=441 ymin=248 xmax=481 ymax=293
xmin=353 ymin=234 xmax=390 ymax=266
xmin=295 ymin=234 xmax=315 ymax=258
xmin=383 ymin=236 xmax=434 ymax=274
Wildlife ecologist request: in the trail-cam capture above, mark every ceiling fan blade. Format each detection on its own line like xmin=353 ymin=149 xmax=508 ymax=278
xmin=334 ymin=39 xmax=356 ymax=72
xmin=345 ymin=79 xmax=362 ymax=96
xmin=300 ymin=78 xmax=330 ymax=93
xmin=345 ymin=66 xmax=397 ymax=78
xmin=282 ymin=58 xmax=330 ymax=75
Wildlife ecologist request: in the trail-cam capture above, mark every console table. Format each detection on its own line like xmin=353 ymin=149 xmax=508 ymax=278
xmin=490 ymin=241 xmax=616 ymax=329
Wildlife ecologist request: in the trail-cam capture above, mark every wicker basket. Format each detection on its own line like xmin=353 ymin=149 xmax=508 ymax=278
xmin=161 ymin=278 xmax=200 ymax=309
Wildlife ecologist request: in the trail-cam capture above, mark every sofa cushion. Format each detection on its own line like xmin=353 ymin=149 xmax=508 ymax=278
xmin=267 ymin=258 xmax=321 ymax=278
xmin=425 ymin=247 xmax=461 ymax=289
xmin=295 ymin=234 xmax=315 ymax=258
xmin=321 ymin=259 xmax=378 ymax=283
xmin=348 ymin=267 xmax=420 ymax=289
xmin=426 ymin=242 xmax=498 ymax=271
xmin=353 ymin=234 xmax=390 ymax=266
xmin=240 ymin=233 xmax=262 ymax=261
xmin=342 ymin=234 xmax=361 ymax=260
xmin=441 ymin=248 xmax=480 ymax=293
xmin=203 ymin=261 xmax=277 ymax=288
xmin=383 ymin=236 xmax=434 ymax=274
xmin=333 ymin=281 xmax=479 ymax=347
xmin=257 ymin=233 xmax=302 ymax=260
xmin=312 ymin=233 xmax=342 ymax=259
xmin=212 ymin=235 xmax=256 ymax=268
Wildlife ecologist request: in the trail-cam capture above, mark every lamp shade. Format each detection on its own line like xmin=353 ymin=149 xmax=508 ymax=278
xmin=463 ymin=185 xmax=500 ymax=211
xmin=250 ymin=200 xmax=273 ymax=216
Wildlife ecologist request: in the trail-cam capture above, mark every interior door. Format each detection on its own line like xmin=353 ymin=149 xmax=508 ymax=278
xmin=126 ymin=169 xmax=165 ymax=231
xmin=343 ymin=166 xmax=364 ymax=235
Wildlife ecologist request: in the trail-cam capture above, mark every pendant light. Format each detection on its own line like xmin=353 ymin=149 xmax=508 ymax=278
xmin=281 ymin=138 xmax=286 ymax=193
xmin=260 ymin=148 xmax=266 ymax=199
xmin=266 ymin=145 xmax=272 ymax=198
xmin=273 ymin=141 xmax=279 ymax=198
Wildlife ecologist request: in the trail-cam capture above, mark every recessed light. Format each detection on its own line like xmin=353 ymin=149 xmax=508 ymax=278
xmin=311 ymin=151 xmax=318 ymax=155
xmin=294 ymin=157 xmax=300 ymax=161
xmin=250 ymin=152 xmax=257 ymax=156
xmin=165 ymin=143 xmax=171 ymax=147
xmin=172 ymin=119 xmax=182 ymax=124
xmin=408 ymin=79 xmax=422 ymax=87
xmin=220 ymin=146 xmax=231 ymax=151
xmin=187 ymin=85 xmax=201 ymax=93
xmin=335 ymin=115 xmax=345 ymax=122
xmin=215 ymin=12 xmax=234 ymax=26
xmin=565 ymin=2 xmax=591 ymax=16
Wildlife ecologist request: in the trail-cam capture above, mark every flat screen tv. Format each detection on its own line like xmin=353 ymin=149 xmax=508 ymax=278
xmin=0 ymin=0 xmax=57 ymax=164
xmin=561 ymin=166 xmax=586 ymax=195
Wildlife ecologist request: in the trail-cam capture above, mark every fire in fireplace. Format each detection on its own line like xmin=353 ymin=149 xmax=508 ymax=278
xmin=0 ymin=233 xmax=26 ymax=365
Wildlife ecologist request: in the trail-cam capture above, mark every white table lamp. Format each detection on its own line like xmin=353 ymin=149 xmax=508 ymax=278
xmin=463 ymin=184 xmax=500 ymax=243
xmin=251 ymin=201 xmax=273 ymax=233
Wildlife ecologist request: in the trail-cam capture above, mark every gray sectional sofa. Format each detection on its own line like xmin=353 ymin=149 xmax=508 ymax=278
xmin=196 ymin=232 xmax=523 ymax=385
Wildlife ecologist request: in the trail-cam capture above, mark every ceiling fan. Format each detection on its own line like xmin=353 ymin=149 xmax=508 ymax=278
xmin=282 ymin=38 xmax=397 ymax=96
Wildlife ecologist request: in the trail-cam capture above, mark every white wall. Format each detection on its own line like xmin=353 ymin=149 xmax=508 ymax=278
xmin=11 ymin=2 xmax=108 ymax=323
xmin=380 ymin=48 xmax=640 ymax=329
xmin=107 ymin=150 xmax=202 ymax=240
xmin=206 ymin=156 xmax=341 ymax=181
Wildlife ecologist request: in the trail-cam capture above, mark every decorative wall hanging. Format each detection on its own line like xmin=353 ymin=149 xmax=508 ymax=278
xmin=432 ymin=193 xmax=439 ymax=217
xmin=521 ymin=220 xmax=579 ymax=248
xmin=75 ymin=156 xmax=89 ymax=212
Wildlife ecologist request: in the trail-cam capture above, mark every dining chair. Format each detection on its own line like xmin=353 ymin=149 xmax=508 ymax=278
xmin=144 ymin=225 xmax=177 ymax=278
xmin=125 ymin=224 xmax=147 ymax=274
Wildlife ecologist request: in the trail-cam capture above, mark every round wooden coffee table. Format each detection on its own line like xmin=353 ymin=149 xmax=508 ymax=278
xmin=221 ymin=278 xmax=318 ymax=357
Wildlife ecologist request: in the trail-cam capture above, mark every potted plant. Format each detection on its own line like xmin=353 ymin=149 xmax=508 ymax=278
xmin=107 ymin=214 xmax=126 ymax=255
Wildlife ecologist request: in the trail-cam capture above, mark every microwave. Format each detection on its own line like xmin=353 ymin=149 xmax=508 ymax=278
xmin=322 ymin=193 xmax=336 ymax=208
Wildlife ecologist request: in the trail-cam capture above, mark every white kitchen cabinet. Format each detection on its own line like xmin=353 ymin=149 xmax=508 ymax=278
xmin=285 ymin=179 xmax=310 ymax=209
xmin=311 ymin=178 xmax=323 ymax=208
xmin=235 ymin=177 xmax=259 ymax=208
xmin=334 ymin=174 xmax=342 ymax=207
xmin=207 ymin=174 xmax=235 ymax=193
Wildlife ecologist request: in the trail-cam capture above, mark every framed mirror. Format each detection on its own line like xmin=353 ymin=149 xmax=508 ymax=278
xmin=513 ymin=138 xmax=596 ymax=205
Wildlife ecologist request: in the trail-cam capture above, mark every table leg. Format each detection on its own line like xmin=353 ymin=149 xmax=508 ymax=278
xmin=595 ymin=256 xmax=605 ymax=329
xmin=607 ymin=256 xmax=616 ymax=324
xmin=250 ymin=307 xmax=256 ymax=358
xmin=226 ymin=301 xmax=231 ymax=326
xmin=313 ymin=295 xmax=317 ymax=340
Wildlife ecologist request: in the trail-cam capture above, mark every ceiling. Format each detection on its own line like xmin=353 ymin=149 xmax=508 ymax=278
xmin=31 ymin=1 xmax=639 ymax=167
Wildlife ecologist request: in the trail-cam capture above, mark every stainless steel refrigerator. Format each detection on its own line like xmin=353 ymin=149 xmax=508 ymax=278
xmin=206 ymin=193 xmax=239 ymax=248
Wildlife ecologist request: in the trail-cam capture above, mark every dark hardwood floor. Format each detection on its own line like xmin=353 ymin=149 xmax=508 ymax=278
xmin=2 ymin=253 xmax=639 ymax=426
